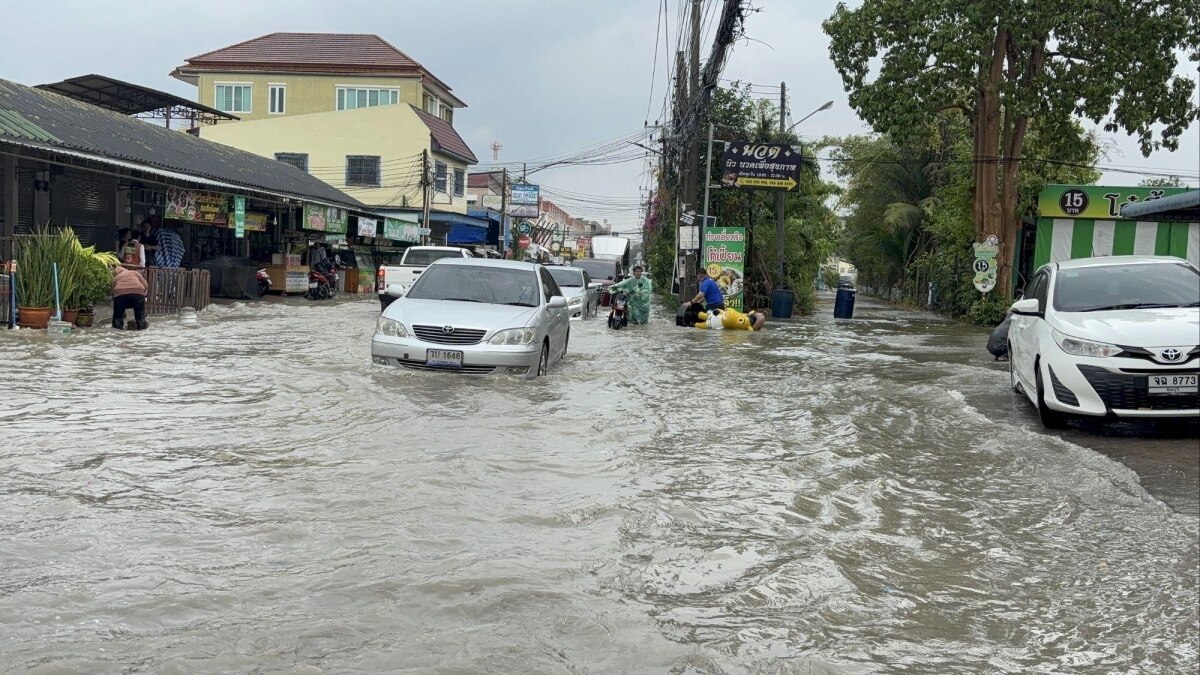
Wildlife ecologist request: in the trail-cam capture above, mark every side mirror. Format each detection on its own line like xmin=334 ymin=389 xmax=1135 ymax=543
xmin=1011 ymin=298 xmax=1040 ymax=316
xmin=548 ymin=296 xmax=568 ymax=309
xmin=385 ymin=284 xmax=407 ymax=298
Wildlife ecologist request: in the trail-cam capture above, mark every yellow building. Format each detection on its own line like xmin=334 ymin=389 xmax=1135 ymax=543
xmin=174 ymin=33 xmax=477 ymax=213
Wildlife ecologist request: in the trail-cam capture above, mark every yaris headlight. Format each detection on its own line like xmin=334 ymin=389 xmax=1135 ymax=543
xmin=489 ymin=327 xmax=537 ymax=345
xmin=1053 ymin=329 xmax=1121 ymax=358
xmin=376 ymin=316 xmax=409 ymax=338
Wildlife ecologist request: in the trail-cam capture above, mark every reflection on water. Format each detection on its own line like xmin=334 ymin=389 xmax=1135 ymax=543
xmin=0 ymin=297 xmax=1195 ymax=673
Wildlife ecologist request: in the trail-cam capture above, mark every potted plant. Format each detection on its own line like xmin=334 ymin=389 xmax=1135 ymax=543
xmin=74 ymin=253 xmax=118 ymax=327
xmin=13 ymin=229 xmax=56 ymax=328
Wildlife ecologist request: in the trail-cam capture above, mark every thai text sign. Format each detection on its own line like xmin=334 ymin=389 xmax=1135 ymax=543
xmin=357 ymin=217 xmax=378 ymax=238
xmin=511 ymin=184 xmax=539 ymax=205
xmin=1038 ymin=185 xmax=1191 ymax=220
xmin=973 ymin=238 xmax=999 ymax=293
xmin=233 ymin=195 xmax=246 ymax=239
xmin=165 ymin=187 xmax=228 ymax=225
xmin=304 ymin=204 xmax=348 ymax=233
xmin=703 ymin=225 xmax=746 ymax=310
xmin=720 ymin=143 xmax=802 ymax=191
xmin=383 ymin=217 xmax=420 ymax=243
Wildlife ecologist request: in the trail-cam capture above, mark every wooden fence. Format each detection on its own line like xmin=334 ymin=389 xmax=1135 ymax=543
xmin=145 ymin=267 xmax=210 ymax=314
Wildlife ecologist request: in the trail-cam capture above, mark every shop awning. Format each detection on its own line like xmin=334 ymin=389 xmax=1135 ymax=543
xmin=424 ymin=210 xmax=490 ymax=228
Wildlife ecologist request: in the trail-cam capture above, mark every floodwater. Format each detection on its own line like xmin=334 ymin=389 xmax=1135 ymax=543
xmin=1 ymin=295 xmax=1196 ymax=673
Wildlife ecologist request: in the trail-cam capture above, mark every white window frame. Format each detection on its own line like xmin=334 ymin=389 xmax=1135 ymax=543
xmin=453 ymin=168 xmax=465 ymax=197
xmin=214 ymin=82 xmax=253 ymax=114
xmin=268 ymin=83 xmax=286 ymax=114
xmin=434 ymin=161 xmax=448 ymax=193
xmin=335 ymin=86 xmax=400 ymax=111
xmin=424 ymin=93 xmax=440 ymax=116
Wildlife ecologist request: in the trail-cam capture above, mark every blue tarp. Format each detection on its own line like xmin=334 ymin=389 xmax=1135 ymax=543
xmin=448 ymin=222 xmax=488 ymax=244
xmin=468 ymin=209 xmax=504 ymax=247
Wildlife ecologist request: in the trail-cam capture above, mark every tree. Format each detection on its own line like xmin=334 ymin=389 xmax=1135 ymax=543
xmin=824 ymin=0 xmax=1199 ymax=297
xmin=1139 ymin=175 xmax=1188 ymax=188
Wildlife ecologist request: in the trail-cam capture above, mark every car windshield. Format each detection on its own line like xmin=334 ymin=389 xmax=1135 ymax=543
xmin=404 ymin=249 xmax=465 ymax=266
xmin=1053 ymin=262 xmax=1200 ymax=312
xmin=572 ymin=259 xmax=616 ymax=280
xmin=548 ymin=268 xmax=585 ymax=287
xmin=406 ymin=265 xmax=540 ymax=306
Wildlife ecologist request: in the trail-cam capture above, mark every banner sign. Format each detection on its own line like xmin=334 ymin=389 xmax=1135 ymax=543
xmin=720 ymin=143 xmax=802 ymax=191
xmin=165 ymin=187 xmax=228 ymax=225
xmin=702 ymin=225 xmax=746 ymax=310
xmin=973 ymin=236 xmax=1000 ymax=293
xmin=1037 ymin=185 xmax=1191 ymax=220
xmin=679 ymin=225 xmax=699 ymax=250
xmin=244 ymin=212 xmax=268 ymax=232
xmin=233 ymin=195 xmax=246 ymax=239
xmin=511 ymin=184 xmax=539 ymax=205
xmin=357 ymin=217 xmax=378 ymax=238
xmin=304 ymin=204 xmax=348 ymax=233
xmin=508 ymin=204 xmax=539 ymax=218
xmin=383 ymin=217 xmax=421 ymax=243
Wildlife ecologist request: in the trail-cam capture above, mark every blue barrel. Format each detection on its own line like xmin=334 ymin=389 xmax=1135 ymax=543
xmin=834 ymin=287 xmax=856 ymax=319
xmin=771 ymin=288 xmax=794 ymax=319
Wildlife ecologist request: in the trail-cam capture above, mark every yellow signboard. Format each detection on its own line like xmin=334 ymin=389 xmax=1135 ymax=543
xmin=734 ymin=176 xmax=797 ymax=190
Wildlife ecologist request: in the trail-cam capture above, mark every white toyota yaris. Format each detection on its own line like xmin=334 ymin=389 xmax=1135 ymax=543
xmin=1008 ymin=256 xmax=1199 ymax=428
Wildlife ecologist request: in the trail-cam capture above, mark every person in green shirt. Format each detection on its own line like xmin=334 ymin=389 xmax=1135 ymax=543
xmin=611 ymin=265 xmax=652 ymax=324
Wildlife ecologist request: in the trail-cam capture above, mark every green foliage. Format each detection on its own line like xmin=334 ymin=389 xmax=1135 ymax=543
xmin=13 ymin=224 xmax=118 ymax=310
xmin=1139 ymin=176 xmax=1189 ymax=188
xmin=965 ymin=294 xmax=1011 ymax=327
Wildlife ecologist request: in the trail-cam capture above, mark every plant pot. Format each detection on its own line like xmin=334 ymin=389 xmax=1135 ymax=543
xmin=62 ymin=309 xmax=79 ymax=325
xmin=75 ymin=310 xmax=95 ymax=328
xmin=17 ymin=306 xmax=52 ymax=329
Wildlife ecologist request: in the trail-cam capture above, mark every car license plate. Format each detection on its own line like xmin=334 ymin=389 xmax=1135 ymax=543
xmin=1148 ymin=374 xmax=1199 ymax=394
xmin=308 ymin=282 xmax=318 ymax=288
xmin=427 ymin=349 xmax=463 ymax=369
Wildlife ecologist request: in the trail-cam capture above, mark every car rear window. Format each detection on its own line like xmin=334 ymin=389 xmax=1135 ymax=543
xmin=404 ymin=249 xmax=466 ymax=266
xmin=1053 ymin=262 xmax=1200 ymax=312
xmin=549 ymin=268 xmax=585 ymax=287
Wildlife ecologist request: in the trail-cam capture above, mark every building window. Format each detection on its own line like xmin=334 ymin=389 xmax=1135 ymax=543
xmin=440 ymin=107 xmax=454 ymax=125
xmin=274 ymin=152 xmax=308 ymax=172
xmin=336 ymin=87 xmax=400 ymax=111
xmin=346 ymin=155 xmax=381 ymax=187
xmin=269 ymin=84 xmax=286 ymax=114
xmin=434 ymin=161 xmax=448 ymax=193
xmin=453 ymin=168 xmax=465 ymax=197
xmin=215 ymin=84 xmax=252 ymax=113
xmin=424 ymin=93 xmax=441 ymax=116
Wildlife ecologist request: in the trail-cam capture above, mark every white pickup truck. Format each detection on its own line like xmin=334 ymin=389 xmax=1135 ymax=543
xmin=377 ymin=246 xmax=474 ymax=310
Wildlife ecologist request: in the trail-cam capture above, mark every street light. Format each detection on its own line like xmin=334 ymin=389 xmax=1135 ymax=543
xmin=784 ymin=100 xmax=834 ymax=135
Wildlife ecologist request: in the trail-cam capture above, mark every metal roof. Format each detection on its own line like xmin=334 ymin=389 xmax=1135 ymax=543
xmin=35 ymin=74 xmax=235 ymax=123
xmin=1120 ymin=190 xmax=1200 ymax=221
xmin=0 ymin=77 xmax=363 ymax=210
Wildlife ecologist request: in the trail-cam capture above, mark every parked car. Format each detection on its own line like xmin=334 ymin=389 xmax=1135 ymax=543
xmin=547 ymin=266 xmax=597 ymax=320
xmin=571 ymin=258 xmax=623 ymax=284
xmin=1007 ymin=256 xmax=1199 ymax=427
xmin=376 ymin=246 xmax=474 ymax=311
xmin=371 ymin=258 xmax=571 ymax=378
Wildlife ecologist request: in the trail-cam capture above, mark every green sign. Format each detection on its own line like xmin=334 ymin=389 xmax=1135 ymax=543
xmin=233 ymin=195 xmax=246 ymax=239
xmin=702 ymin=225 xmax=746 ymax=311
xmin=1038 ymin=185 xmax=1191 ymax=220
xmin=973 ymin=239 xmax=999 ymax=293
xmin=383 ymin=217 xmax=421 ymax=243
xmin=515 ymin=221 xmax=533 ymax=235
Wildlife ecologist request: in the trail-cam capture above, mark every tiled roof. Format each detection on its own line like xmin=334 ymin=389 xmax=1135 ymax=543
xmin=182 ymin=33 xmax=421 ymax=71
xmin=0 ymin=78 xmax=363 ymax=209
xmin=468 ymin=171 xmax=504 ymax=189
xmin=412 ymin=106 xmax=477 ymax=164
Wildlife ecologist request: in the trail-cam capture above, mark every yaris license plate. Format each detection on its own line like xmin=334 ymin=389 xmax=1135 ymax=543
xmin=427 ymin=350 xmax=463 ymax=369
xmin=1148 ymin=374 xmax=1198 ymax=395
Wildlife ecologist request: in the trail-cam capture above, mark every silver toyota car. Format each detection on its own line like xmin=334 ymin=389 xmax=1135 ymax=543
xmin=371 ymin=258 xmax=571 ymax=378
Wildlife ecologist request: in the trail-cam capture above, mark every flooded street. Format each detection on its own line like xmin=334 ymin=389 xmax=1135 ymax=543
xmin=1 ymin=295 xmax=1197 ymax=673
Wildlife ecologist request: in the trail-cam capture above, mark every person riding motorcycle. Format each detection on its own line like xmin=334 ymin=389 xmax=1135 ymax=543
xmin=609 ymin=265 xmax=652 ymax=324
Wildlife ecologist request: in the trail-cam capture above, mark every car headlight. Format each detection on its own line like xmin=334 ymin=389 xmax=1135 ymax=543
xmin=568 ymin=296 xmax=583 ymax=306
xmin=376 ymin=316 xmax=409 ymax=338
xmin=1053 ymin=329 xmax=1120 ymax=358
xmin=489 ymin=327 xmax=537 ymax=345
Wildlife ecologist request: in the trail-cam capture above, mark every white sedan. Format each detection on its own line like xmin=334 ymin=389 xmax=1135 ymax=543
xmin=1008 ymin=256 xmax=1199 ymax=427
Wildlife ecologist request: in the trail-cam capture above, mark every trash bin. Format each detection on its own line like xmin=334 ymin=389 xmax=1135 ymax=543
xmin=834 ymin=287 xmax=856 ymax=319
xmin=771 ymin=288 xmax=794 ymax=319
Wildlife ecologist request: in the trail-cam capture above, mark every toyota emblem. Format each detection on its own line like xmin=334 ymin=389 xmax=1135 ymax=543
xmin=1160 ymin=348 xmax=1182 ymax=362
xmin=441 ymin=325 xmax=455 ymax=334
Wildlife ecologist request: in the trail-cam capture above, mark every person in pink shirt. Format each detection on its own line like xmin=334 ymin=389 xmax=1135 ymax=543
xmin=111 ymin=266 xmax=149 ymax=330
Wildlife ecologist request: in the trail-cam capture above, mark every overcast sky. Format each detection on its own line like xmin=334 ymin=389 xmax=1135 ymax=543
xmin=3 ymin=0 xmax=1196 ymax=234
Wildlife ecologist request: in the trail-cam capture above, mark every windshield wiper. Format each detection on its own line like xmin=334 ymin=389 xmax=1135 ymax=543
xmin=1079 ymin=302 xmax=1181 ymax=312
xmin=441 ymin=297 xmax=482 ymax=303
xmin=502 ymin=302 xmax=537 ymax=307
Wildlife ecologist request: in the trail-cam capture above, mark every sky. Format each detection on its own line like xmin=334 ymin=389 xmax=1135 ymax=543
xmin=2 ymin=0 xmax=1196 ymax=236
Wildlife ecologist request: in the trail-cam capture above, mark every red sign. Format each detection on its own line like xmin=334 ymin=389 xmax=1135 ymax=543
xmin=518 ymin=234 xmax=531 ymax=247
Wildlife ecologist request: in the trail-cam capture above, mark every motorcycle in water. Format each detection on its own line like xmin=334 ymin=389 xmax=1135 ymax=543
xmin=607 ymin=291 xmax=629 ymax=330
xmin=306 ymin=260 xmax=338 ymax=300
xmin=256 ymin=268 xmax=271 ymax=297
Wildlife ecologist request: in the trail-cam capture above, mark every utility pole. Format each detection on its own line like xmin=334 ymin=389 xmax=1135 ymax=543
xmin=683 ymin=0 xmax=702 ymax=211
xmin=701 ymin=121 xmax=714 ymax=228
xmin=421 ymin=149 xmax=431 ymax=245
xmin=500 ymin=168 xmax=509 ymax=254
xmin=775 ymin=81 xmax=787 ymax=289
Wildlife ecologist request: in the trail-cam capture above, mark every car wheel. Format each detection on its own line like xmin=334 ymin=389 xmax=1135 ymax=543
xmin=1035 ymin=361 xmax=1067 ymax=429
xmin=537 ymin=342 xmax=549 ymax=377
xmin=562 ymin=330 xmax=569 ymax=360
